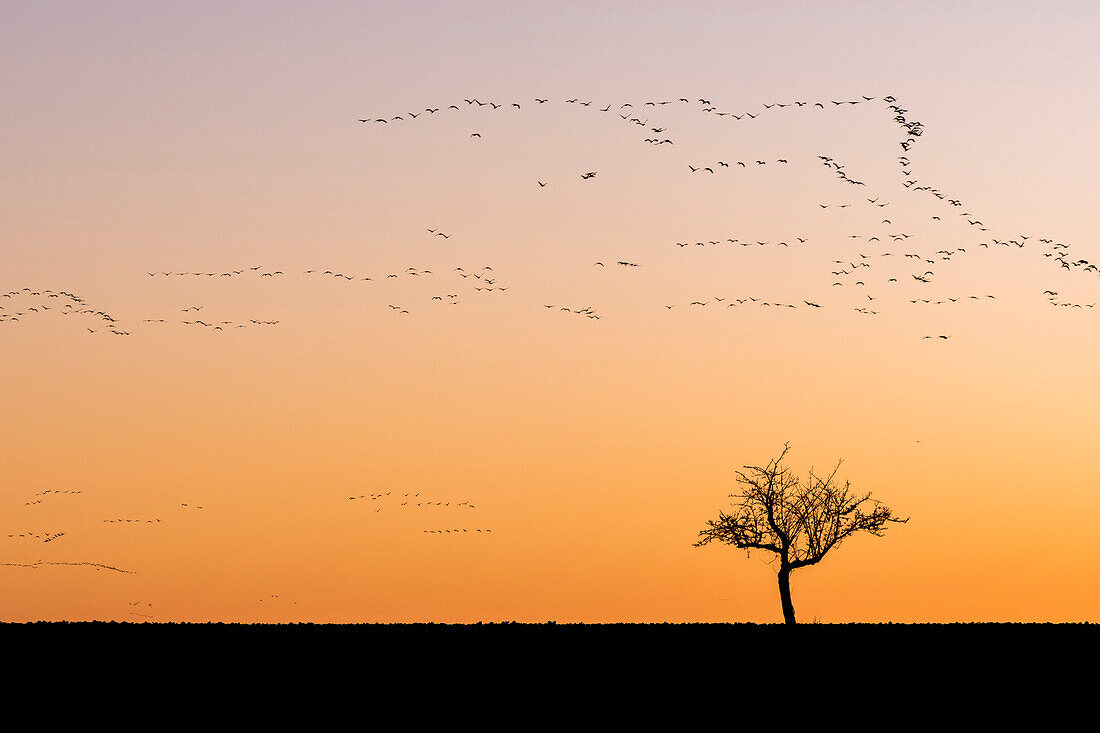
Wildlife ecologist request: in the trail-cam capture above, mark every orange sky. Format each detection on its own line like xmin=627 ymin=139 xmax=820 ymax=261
xmin=2 ymin=1 xmax=1098 ymax=622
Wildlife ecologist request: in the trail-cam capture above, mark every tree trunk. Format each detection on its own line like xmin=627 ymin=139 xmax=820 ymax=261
xmin=777 ymin=565 xmax=797 ymax=625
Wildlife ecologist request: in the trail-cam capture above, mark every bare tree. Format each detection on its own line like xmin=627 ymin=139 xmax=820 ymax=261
xmin=695 ymin=444 xmax=907 ymax=624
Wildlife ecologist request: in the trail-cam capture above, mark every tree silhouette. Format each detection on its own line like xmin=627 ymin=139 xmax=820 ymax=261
xmin=695 ymin=444 xmax=907 ymax=624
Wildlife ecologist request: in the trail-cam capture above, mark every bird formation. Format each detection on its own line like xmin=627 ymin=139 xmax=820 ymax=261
xmin=678 ymin=297 xmax=811 ymax=310
xmin=3 ymin=263 xmax=516 ymax=335
xmin=24 ymin=489 xmax=83 ymax=505
xmin=1044 ymin=291 xmax=1096 ymax=308
xmin=353 ymin=91 xmax=1095 ymax=339
xmin=357 ymin=93 xmax=909 ymax=193
xmin=7 ymin=531 xmax=66 ymax=543
xmin=0 ymin=560 xmax=136 ymax=574
xmin=818 ymin=155 xmax=865 ymax=186
xmin=423 ymin=528 xmax=493 ymax=534
xmin=173 ymin=318 xmax=280 ymax=331
xmin=147 ymin=267 xmax=281 ymax=278
xmin=1 ymin=289 xmax=125 ymax=334
xmin=347 ymin=492 xmax=478 ymax=511
xmin=9 ymin=86 xmax=1092 ymax=344
xmin=7 ymin=487 xmax=213 ymax=575
xmin=543 ymin=304 xmax=601 ymax=320
xmin=675 ymin=236 xmax=809 ymax=248
xmin=689 ymin=158 xmax=790 ymax=174
xmin=360 ymin=93 xmax=887 ymax=144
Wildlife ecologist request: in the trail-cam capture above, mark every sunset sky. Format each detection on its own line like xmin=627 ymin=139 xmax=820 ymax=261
xmin=2 ymin=1 xmax=1098 ymax=623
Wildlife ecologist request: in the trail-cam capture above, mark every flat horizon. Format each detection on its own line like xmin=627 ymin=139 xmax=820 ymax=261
xmin=3 ymin=1 xmax=1098 ymax=625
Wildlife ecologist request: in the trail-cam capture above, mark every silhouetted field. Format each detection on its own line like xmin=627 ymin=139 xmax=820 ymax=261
xmin=7 ymin=620 xmax=1094 ymax=637
xmin=5 ymin=622 xmax=1090 ymax=697
xmin=5 ymin=620 xmax=1093 ymax=658
xmin=7 ymin=620 xmax=1092 ymax=630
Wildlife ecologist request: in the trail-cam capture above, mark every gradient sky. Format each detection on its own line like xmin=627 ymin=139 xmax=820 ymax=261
xmin=2 ymin=1 xmax=1098 ymax=623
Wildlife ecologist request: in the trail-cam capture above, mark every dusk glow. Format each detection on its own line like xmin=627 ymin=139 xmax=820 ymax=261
xmin=2 ymin=1 xmax=1097 ymax=624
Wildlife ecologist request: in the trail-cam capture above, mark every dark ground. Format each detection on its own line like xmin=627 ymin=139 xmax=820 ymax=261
xmin=5 ymin=621 xmax=1094 ymax=664
xmin=3 ymin=623 xmax=1092 ymax=711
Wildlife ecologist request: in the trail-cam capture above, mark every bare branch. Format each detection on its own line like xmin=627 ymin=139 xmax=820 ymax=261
xmin=696 ymin=444 xmax=907 ymax=623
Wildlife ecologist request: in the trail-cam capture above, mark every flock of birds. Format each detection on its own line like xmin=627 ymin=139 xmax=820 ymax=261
xmin=5 ymin=482 xmax=492 ymax=600
xmin=11 ymin=490 xmax=209 ymax=549
xmin=3 ymin=89 xmax=1095 ymax=619
xmin=347 ymin=491 xmax=478 ymax=509
xmin=423 ymin=529 xmax=492 ymax=534
xmin=346 ymin=492 xmax=487 ymax=533
xmin=7 ymin=531 xmax=66 ymax=543
xmin=4 ymin=93 xmax=1092 ymax=343
xmin=0 ymin=559 xmax=135 ymax=574
xmin=1 ymin=288 xmax=126 ymax=335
